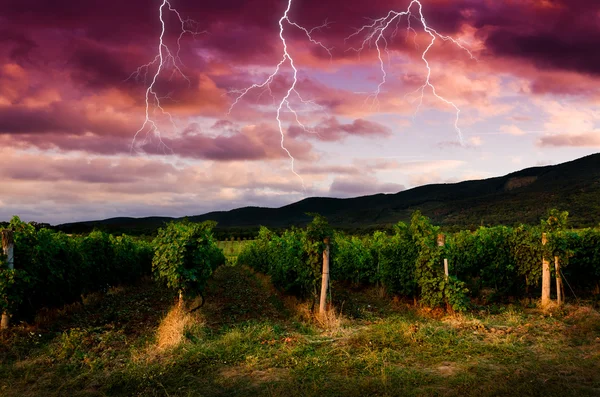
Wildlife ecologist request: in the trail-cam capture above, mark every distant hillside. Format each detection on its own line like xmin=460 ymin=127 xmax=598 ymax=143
xmin=57 ymin=153 xmax=600 ymax=235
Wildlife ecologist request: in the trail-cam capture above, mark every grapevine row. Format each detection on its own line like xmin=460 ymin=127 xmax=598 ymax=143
xmin=238 ymin=211 xmax=600 ymax=311
xmin=0 ymin=217 xmax=225 ymax=324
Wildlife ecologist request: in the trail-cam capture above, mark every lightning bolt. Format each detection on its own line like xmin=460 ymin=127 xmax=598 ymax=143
xmin=128 ymin=0 xmax=206 ymax=155
xmin=226 ymin=0 xmax=333 ymax=190
xmin=345 ymin=0 xmax=476 ymax=144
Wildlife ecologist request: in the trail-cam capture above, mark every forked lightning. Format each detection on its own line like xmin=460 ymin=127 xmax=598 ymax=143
xmin=346 ymin=0 xmax=476 ymax=144
xmin=129 ymin=0 xmax=205 ymax=154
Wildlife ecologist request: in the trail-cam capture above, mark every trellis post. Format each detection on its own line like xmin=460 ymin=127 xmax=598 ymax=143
xmin=555 ymin=256 xmax=563 ymax=306
xmin=1 ymin=229 xmax=14 ymax=329
xmin=541 ymin=233 xmax=551 ymax=307
xmin=437 ymin=234 xmax=448 ymax=279
xmin=319 ymin=237 xmax=330 ymax=317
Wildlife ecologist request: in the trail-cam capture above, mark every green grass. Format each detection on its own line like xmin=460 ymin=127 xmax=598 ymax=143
xmin=216 ymin=240 xmax=254 ymax=263
xmin=1 ymin=265 xmax=599 ymax=396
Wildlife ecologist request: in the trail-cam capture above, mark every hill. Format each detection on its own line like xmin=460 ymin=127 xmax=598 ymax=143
xmin=57 ymin=152 xmax=600 ymax=235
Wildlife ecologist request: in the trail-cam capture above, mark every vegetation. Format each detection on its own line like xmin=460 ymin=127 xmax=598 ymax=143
xmin=0 ymin=217 xmax=226 ymax=325
xmin=152 ymin=220 xmax=225 ymax=302
xmin=4 ymin=208 xmax=599 ymax=326
xmin=1 ymin=209 xmax=600 ymax=396
xmin=2 ymin=155 xmax=600 ymax=395
xmin=410 ymin=212 xmax=470 ymax=312
xmin=216 ymin=239 xmax=253 ymax=264
xmin=238 ymin=210 xmax=600 ymax=311
xmin=0 ymin=265 xmax=599 ymax=396
xmin=1 ymin=217 xmax=153 ymax=322
xmin=237 ymin=215 xmax=333 ymax=303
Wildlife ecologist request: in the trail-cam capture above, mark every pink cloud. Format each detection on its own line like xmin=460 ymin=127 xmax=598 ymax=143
xmin=288 ymin=116 xmax=391 ymax=142
xmin=537 ymin=133 xmax=600 ymax=148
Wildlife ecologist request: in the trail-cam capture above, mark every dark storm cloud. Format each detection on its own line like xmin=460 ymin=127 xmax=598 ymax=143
xmin=0 ymin=0 xmax=598 ymax=158
xmin=161 ymin=123 xmax=314 ymax=161
xmin=67 ymin=40 xmax=144 ymax=89
xmin=0 ymin=29 xmax=39 ymax=63
xmin=0 ymin=102 xmax=137 ymax=137
xmin=0 ymin=104 xmax=87 ymax=134
xmin=487 ymin=31 xmax=600 ymax=76
xmin=0 ymin=103 xmax=314 ymax=161
xmin=2 ymin=0 xmax=598 ymax=84
xmin=473 ymin=0 xmax=600 ymax=75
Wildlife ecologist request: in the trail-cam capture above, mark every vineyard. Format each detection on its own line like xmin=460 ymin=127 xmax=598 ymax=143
xmin=238 ymin=210 xmax=600 ymax=311
xmin=1 ymin=210 xmax=600 ymax=325
xmin=0 ymin=217 xmax=225 ymax=326
xmin=0 ymin=211 xmax=599 ymax=396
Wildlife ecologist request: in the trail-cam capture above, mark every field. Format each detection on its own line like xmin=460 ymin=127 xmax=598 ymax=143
xmin=216 ymin=240 xmax=253 ymax=262
xmin=1 ymin=263 xmax=599 ymax=397
xmin=1 ymin=214 xmax=600 ymax=396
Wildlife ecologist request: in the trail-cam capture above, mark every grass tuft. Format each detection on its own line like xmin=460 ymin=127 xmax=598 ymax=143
xmin=155 ymin=305 xmax=198 ymax=351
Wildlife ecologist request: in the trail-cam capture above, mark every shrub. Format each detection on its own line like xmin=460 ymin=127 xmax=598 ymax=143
xmin=152 ymin=221 xmax=225 ymax=299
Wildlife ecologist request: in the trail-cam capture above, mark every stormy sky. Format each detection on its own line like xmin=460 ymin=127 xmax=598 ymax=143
xmin=0 ymin=0 xmax=599 ymax=223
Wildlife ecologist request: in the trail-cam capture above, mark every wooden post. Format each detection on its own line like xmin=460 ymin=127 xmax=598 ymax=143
xmin=437 ymin=233 xmax=445 ymax=248
xmin=1 ymin=229 xmax=14 ymax=330
xmin=541 ymin=233 xmax=551 ymax=308
xmin=437 ymin=234 xmax=448 ymax=279
xmin=178 ymin=290 xmax=184 ymax=310
xmin=555 ymin=256 xmax=562 ymax=306
xmin=319 ymin=237 xmax=330 ymax=317
xmin=438 ymin=233 xmax=450 ymax=311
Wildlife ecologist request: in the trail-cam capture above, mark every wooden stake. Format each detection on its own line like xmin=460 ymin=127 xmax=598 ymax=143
xmin=0 ymin=313 xmax=8 ymax=330
xmin=541 ymin=233 xmax=551 ymax=308
xmin=555 ymin=256 xmax=562 ymax=306
xmin=444 ymin=259 xmax=449 ymax=279
xmin=437 ymin=233 xmax=446 ymax=247
xmin=178 ymin=290 xmax=184 ymax=309
xmin=438 ymin=233 xmax=450 ymax=310
xmin=319 ymin=237 xmax=330 ymax=317
xmin=1 ymin=229 xmax=14 ymax=330
xmin=437 ymin=234 xmax=449 ymax=279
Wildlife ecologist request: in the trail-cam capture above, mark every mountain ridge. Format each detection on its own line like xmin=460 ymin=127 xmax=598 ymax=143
xmin=56 ymin=153 xmax=600 ymax=234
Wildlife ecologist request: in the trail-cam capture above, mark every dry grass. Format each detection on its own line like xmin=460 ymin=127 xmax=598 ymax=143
xmin=442 ymin=313 xmax=487 ymax=332
xmin=282 ymin=295 xmax=312 ymax=321
xmin=280 ymin=294 xmax=347 ymax=333
xmin=563 ymin=304 xmax=600 ymax=322
xmin=131 ymin=303 xmax=202 ymax=364
xmin=316 ymin=306 xmax=345 ymax=331
xmin=155 ymin=305 xmax=197 ymax=351
xmin=243 ymin=266 xmax=279 ymax=296
xmin=562 ymin=304 xmax=600 ymax=342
